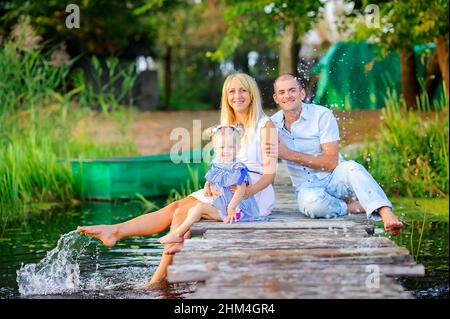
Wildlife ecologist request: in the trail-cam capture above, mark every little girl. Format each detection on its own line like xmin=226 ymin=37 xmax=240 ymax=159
xmin=159 ymin=125 xmax=262 ymax=245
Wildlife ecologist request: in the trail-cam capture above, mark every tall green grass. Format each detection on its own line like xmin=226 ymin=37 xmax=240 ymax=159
xmin=354 ymin=88 xmax=449 ymax=198
xmin=0 ymin=18 xmax=138 ymax=217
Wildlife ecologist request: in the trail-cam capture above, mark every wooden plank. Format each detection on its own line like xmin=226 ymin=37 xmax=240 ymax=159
xmin=180 ymin=236 xmax=396 ymax=251
xmin=203 ymin=229 xmax=369 ymax=240
xmin=172 ymin=247 xmax=413 ymax=267
xmin=191 ymin=220 xmax=366 ymax=232
xmin=168 ymin=262 xmax=424 ymax=283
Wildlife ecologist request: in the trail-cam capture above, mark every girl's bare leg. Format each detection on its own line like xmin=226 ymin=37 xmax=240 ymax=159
xmin=149 ymin=203 xmax=220 ymax=284
xmin=77 ymin=196 xmax=199 ymax=246
xmin=159 ymin=206 xmax=201 ymax=244
xmin=164 ymin=203 xmax=220 ymax=255
xmin=149 ymin=202 xmax=197 ymax=284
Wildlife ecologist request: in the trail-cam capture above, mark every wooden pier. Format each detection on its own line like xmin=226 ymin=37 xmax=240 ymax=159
xmin=167 ymin=163 xmax=425 ymax=299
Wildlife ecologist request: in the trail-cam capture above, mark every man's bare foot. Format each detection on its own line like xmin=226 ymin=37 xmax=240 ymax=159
xmin=346 ymin=201 xmax=366 ymax=214
xmin=76 ymin=225 xmax=119 ymax=247
xmin=378 ymin=207 xmax=403 ymax=236
xmin=165 ymin=242 xmax=184 ymax=255
xmin=159 ymin=233 xmax=184 ymax=244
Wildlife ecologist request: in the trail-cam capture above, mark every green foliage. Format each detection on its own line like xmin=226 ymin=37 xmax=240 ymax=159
xmin=73 ymin=56 xmax=137 ymax=113
xmin=137 ymin=1 xmax=225 ymax=108
xmin=0 ymin=0 xmax=153 ymax=55
xmin=353 ymin=88 xmax=449 ymax=198
xmin=165 ymin=163 xmax=209 ymax=205
xmin=0 ymin=20 xmax=138 ymax=215
xmin=351 ymin=0 xmax=449 ymax=51
xmin=208 ymin=0 xmax=320 ymax=61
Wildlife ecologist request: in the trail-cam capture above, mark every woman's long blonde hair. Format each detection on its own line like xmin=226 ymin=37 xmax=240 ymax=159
xmin=220 ymin=73 xmax=265 ymax=148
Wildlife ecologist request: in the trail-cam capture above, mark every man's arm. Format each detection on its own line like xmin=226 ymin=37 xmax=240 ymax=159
xmin=278 ymin=140 xmax=340 ymax=172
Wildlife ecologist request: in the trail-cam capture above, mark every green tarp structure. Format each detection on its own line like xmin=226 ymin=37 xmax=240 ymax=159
xmin=312 ymin=41 xmax=444 ymax=110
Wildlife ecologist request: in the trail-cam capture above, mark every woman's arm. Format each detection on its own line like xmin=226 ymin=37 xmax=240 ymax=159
xmin=246 ymin=120 xmax=278 ymax=197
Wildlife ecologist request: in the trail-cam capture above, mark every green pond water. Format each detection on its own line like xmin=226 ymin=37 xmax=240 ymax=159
xmin=0 ymin=198 xmax=448 ymax=299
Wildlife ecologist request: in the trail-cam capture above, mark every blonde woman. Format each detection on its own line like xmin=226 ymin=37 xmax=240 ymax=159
xmin=77 ymin=73 xmax=278 ymax=285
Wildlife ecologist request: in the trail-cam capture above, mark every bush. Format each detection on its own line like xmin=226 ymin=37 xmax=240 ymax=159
xmin=353 ymin=89 xmax=448 ymax=198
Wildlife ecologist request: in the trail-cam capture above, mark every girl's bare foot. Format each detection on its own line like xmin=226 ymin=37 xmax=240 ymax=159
xmin=159 ymin=233 xmax=184 ymax=244
xmin=148 ymin=268 xmax=167 ymax=285
xmin=346 ymin=201 xmax=366 ymax=214
xmin=378 ymin=207 xmax=404 ymax=235
xmin=165 ymin=242 xmax=184 ymax=255
xmin=76 ymin=225 xmax=119 ymax=247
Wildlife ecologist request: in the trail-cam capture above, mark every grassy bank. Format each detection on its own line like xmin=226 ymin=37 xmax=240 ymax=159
xmin=353 ymin=89 xmax=448 ymax=199
xmin=0 ymin=20 xmax=138 ymax=217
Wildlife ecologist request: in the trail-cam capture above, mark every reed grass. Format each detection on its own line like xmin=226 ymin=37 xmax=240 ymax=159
xmin=0 ymin=18 xmax=138 ymax=217
xmin=353 ymin=87 xmax=449 ymax=198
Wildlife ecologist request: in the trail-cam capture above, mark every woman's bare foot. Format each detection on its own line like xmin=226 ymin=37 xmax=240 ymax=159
xmin=346 ymin=201 xmax=366 ymax=214
xmin=159 ymin=233 xmax=184 ymax=244
xmin=76 ymin=225 xmax=120 ymax=247
xmin=378 ymin=207 xmax=403 ymax=235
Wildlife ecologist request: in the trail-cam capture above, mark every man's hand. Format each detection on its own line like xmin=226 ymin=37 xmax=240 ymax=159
xmin=224 ymin=205 xmax=238 ymax=224
xmin=278 ymin=139 xmax=291 ymax=160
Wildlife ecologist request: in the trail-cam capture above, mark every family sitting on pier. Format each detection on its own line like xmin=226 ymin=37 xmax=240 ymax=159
xmin=77 ymin=72 xmax=404 ymax=285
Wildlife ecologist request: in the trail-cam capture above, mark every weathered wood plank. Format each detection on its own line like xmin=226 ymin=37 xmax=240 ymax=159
xmin=173 ymin=246 xmax=412 ymax=261
xmin=180 ymin=236 xmax=396 ymax=251
xmin=167 ymin=262 xmax=425 ymax=283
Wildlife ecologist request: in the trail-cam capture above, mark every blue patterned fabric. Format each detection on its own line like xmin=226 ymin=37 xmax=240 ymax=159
xmin=205 ymin=160 xmax=264 ymax=222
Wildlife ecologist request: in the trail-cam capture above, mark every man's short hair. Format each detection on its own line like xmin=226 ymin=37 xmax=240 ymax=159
xmin=273 ymin=73 xmax=306 ymax=91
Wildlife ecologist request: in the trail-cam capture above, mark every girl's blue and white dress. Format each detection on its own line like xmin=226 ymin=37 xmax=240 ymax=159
xmin=205 ymin=160 xmax=263 ymax=222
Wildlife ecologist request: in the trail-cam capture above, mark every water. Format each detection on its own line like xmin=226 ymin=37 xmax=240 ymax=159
xmin=16 ymin=230 xmax=92 ymax=295
xmin=381 ymin=198 xmax=449 ymax=299
xmin=0 ymin=200 xmax=196 ymax=299
xmin=0 ymin=198 xmax=448 ymax=299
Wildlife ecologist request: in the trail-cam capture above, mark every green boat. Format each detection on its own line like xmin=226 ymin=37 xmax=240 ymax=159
xmin=69 ymin=150 xmax=208 ymax=200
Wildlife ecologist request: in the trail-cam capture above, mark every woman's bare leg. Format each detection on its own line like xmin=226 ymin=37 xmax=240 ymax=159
xmin=77 ymin=196 xmax=199 ymax=246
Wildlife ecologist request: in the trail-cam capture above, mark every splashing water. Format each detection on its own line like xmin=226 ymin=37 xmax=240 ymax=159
xmin=16 ymin=230 xmax=93 ymax=296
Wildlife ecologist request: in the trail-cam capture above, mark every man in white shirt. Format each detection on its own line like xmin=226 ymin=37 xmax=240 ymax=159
xmin=269 ymin=73 xmax=403 ymax=235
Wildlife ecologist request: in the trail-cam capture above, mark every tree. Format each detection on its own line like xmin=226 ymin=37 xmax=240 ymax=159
xmin=350 ymin=0 xmax=449 ymax=108
xmin=207 ymin=0 xmax=321 ymax=77
xmin=136 ymin=0 xmax=227 ymax=110
xmin=0 ymin=0 xmax=153 ymax=57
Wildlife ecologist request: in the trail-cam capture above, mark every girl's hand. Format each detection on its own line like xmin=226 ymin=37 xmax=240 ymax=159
xmin=203 ymin=182 xmax=213 ymax=197
xmin=224 ymin=206 xmax=237 ymax=224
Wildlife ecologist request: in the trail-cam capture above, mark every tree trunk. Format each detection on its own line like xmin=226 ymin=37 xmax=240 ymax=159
xmin=278 ymin=22 xmax=298 ymax=75
xmin=424 ymin=51 xmax=440 ymax=99
xmin=436 ymin=36 xmax=449 ymax=103
xmin=400 ymin=50 xmax=418 ymax=109
xmin=164 ymin=45 xmax=172 ymax=110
